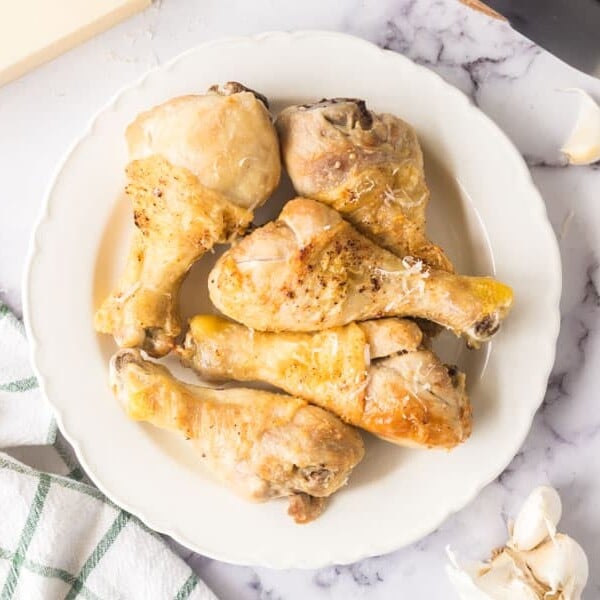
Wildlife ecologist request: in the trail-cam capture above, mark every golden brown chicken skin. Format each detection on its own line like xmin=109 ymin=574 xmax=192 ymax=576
xmin=94 ymin=83 xmax=281 ymax=356
xmin=110 ymin=349 xmax=364 ymax=523
xmin=95 ymin=157 xmax=253 ymax=356
xmin=179 ymin=315 xmax=470 ymax=448
xmin=208 ymin=198 xmax=513 ymax=346
xmin=276 ymin=98 xmax=453 ymax=271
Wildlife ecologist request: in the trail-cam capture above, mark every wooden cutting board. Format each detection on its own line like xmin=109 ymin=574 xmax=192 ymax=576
xmin=0 ymin=0 xmax=151 ymax=86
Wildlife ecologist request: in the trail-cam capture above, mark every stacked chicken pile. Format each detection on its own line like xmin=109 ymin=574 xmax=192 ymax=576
xmin=95 ymin=83 xmax=513 ymax=523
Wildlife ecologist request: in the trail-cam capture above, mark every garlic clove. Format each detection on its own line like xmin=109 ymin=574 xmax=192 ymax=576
xmin=446 ymin=547 xmax=543 ymax=600
xmin=522 ymin=534 xmax=589 ymax=600
xmin=510 ymin=486 xmax=562 ymax=551
xmin=560 ymin=88 xmax=600 ymax=165
xmin=446 ymin=488 xmax=588 ymax=599
xmin=477 ymin=551 xmax=544 ymax=600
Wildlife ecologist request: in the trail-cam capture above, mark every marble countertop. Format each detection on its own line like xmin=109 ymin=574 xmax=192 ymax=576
xmin=1 ymin=1 xmax=599 ymax=598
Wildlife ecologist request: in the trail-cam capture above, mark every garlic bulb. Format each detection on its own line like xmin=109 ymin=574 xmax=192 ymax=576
xmin=523 ymin=534 xmax=589 ymax=600
xmin=447 ymin=487 xmax=588 ymax=600
xmin=510 ymin=486 xmax=562 ymax=551
xmin=560 ymin=88 xmax=600 ymax=165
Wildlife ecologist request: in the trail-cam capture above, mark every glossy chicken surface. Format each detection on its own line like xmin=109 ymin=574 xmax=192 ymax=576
xmin=209 ymin=198 xmax=513 ymax=346
xmin=180 ymin=315 xmax=471 ymax=448
xmin=276 ymin=99 xmax=453 ymax=271
xmin=366 ymin=351 xmax=470 ymax=448
xmin=110 ymin=349 xmax=364 ymax=523
xmin=94 ymin=83 xmax=281 ymax=356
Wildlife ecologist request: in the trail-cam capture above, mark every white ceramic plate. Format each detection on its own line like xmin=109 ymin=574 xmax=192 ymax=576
xmin=24 ymin=31 xmax=561 ymax=569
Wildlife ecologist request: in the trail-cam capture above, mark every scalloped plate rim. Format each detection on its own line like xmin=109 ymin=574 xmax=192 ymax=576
xmin=23 ymin=30 xmax=561 ymax=569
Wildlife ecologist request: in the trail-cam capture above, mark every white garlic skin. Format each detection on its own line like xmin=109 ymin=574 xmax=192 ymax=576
xmin=475 ymin=552 xmax=542 ymax=600
xmin=510 ymin=486 xmax=562 ymax=551
xmin=446 ymin=548 xmax=541 ymax=600
xmin=560 ymin=88 xmax=600 ymax=165
xmin=445 ymin=561 xmax=495 ymax=600
xmin=446 ymin=548 xmax=494 ymax=600
xmin=523 ymin=534 xmax=589 ymax=600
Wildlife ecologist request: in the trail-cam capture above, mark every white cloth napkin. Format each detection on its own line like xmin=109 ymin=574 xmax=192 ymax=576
xmin=0 ymin=303 xmax=217 ymax=600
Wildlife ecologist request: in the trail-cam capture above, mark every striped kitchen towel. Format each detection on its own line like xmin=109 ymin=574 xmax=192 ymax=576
xmin=0 ymin=302 xmax=56 ymax=446
xmin=0 ymin=453 xmax=216 ymax=600
xmin=0 ymin=303 xmax=217 ymax=600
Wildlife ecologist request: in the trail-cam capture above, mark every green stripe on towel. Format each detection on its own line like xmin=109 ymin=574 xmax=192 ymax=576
xmin=1 ymin=474 xmax=51 ymax=599
xmin=174 ymin=573 xmax=199 ymax=600
xmin=0 ymin=546 xmax=102 ymax=600
xmin=0 ymin=376 xmax=38 ymax=393
xmin=64 ymin=511 xmax=131 ymax=599
xmin=45 ymin=419 xmax=59 ymax=445
xmin=0 ymin=457 xmax=117 ymax=509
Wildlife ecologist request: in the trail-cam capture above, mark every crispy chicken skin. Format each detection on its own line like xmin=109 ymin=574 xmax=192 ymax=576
xmin=365 ymin=352 xmax=470 ymax=448
xmin=95 ymin=157 xmax=253 ymax=356
xmin=94 ymin=84 xmax=281 ymax=356
xmin=110 ymin=349 xmax=364 ymax=523
xmin=276 ymin=99 xmax=453 ymax=272
xmin=208 ymin=198 xmax=513 ymax=346
xmin=179 ymin=315 xmax=470 ymax=448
